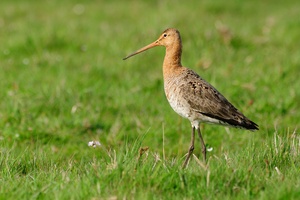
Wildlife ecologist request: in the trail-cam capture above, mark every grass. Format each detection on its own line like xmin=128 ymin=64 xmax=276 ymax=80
xmin=0 ymin=0 xmax=300 ymax=199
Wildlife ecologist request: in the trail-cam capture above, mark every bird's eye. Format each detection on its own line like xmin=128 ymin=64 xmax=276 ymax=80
xmin=163 ymin=33 xmax=167 ymax=37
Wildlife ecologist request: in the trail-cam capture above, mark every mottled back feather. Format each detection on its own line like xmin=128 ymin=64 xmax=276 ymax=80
xmin=178 ymin=69 xmax=258 ymax=130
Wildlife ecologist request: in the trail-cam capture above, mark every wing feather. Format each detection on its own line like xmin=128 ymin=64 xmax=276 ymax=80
xmin=179 ymin=69 xmax=258 ymax=130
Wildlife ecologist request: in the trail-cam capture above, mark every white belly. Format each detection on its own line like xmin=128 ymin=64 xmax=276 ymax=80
xmin=166 ymin=90 xmax=191 ymax=119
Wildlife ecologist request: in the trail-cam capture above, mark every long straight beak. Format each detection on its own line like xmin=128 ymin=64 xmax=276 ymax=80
xmin=123 ymin=41 xmax=159 ymax=60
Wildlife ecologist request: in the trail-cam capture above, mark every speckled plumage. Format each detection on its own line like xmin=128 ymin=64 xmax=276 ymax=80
xmin=124 ymin=28 xmax=258 ymax=168
xmin=164 ymin=68 xmax=258 ymax=130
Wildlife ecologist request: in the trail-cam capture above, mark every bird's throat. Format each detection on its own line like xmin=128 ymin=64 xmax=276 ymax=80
xmin=163 ymin=44 xmax=183 ymax=73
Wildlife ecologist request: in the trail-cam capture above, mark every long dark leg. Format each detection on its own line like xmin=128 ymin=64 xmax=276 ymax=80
xmin=197 ymin=127 xmax=206 ymax=162
xmin=182 ymin=127 xmax=195 ymax=168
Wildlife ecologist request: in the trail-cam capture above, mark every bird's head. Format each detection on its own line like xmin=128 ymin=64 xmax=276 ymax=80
xmin=123 ymin=28 xmax=181 ymax=60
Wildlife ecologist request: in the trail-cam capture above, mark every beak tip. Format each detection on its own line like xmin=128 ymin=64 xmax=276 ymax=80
xmin=123 ymin=55 xmax=132 ymax=60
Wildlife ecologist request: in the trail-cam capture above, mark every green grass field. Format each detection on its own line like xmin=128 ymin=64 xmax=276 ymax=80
xmin=1 ymin=0 xmax=300 ymax=199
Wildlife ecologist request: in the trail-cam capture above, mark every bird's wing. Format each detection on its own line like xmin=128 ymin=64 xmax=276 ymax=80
xmin=179 ymin=69 xmax=258 ymax=130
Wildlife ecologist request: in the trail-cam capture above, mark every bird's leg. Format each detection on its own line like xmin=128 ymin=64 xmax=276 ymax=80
xmin=182 ymin=127 xmax=195 ymax=169
xmin=197 ymin=128 xmax=206 ymax=162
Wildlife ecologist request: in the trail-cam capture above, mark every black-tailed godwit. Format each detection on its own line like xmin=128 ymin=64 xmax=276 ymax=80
xmin=123 ymin=28 xmax=258 ymax=168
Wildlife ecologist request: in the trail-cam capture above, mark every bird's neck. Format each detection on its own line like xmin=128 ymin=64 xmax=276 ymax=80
xmin=163 ymin=42 xmax=183 ymax=78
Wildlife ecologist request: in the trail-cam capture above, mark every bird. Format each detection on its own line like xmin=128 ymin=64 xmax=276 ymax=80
xmin=123 ymin=28 xmax=258 ymax=168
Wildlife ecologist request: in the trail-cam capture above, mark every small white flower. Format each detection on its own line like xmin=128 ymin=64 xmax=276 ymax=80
xmin=88 ymin=141 xmax=101 ymax=148
xmin=207 ymin=147 xmax=213 ymax=152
